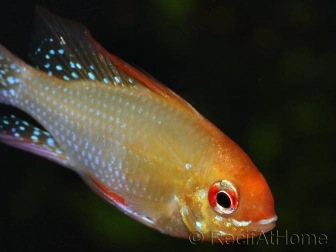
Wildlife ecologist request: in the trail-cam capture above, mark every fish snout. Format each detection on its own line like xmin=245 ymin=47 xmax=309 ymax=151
xmin=249 ymin=215 xmax=278 ymax=233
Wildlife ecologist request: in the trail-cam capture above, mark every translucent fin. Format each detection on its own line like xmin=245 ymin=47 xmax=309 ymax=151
xmin=0 ymin=44 xmax=30 ymax=105
xmin=120 ymin=192 xmax=170 ymax=220
xmin=85 ymin=173 xmax=128 ymax=208
xmin=81 ymin=173 xmax=167 ymax=231
xmin=29 ymin=6 xmax=139 ymax=88
xmin=29 ymin=7 xmax=204 ymax=118
xmin=0 ymin=115 xmax=72 ymax=168
xmin=90 ymin=35 xmax=204 ymax=117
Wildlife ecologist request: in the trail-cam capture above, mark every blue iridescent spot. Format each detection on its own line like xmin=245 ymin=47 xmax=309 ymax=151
xmin=58 ymin=49 xmax=64 ymax=54
xmin=31 ymin=135 xmax=38 ymax=141
xmin=37 ymin=48 xmax=41 ymax=52
xmin=19 ymin=126 xmax=25 ymax=131
xmin=69 ymin=61 xmax=75 ymax=68
xmin=7 ymin=76 xmax=15 ymax=84
xmin=63 ymin=75 xmax=70 ymax=80
xmin=45 ymin=63 xmax=50 ymax=68
xmin=88 ymin=72 xmax=95 ymax=80
xmin=45 ymin=54 xmax=50 ymax=59
xmin=76 ymin=63 xmax=82 ymax=69
xmin=14 ymin=133 xmax=20 ymax=137
xmin=50 ymin=49 xmax=55 ymax=55
xmin=103 ymin=78 xmax=109 ymax=84
xmin=71 ymin=72 xmax=78 ymax=78
xmin=114 ymin=76 xmax=121 ymax=83
xmin=49 ymin=38 xmax=53 ymax=42
xmin=47 ymin=138 xmax=55 ymax=147
xmin=90 ymin=65 xmax=94 ymax=70
xmin=56 ymin=65 xmax=62 ymax=71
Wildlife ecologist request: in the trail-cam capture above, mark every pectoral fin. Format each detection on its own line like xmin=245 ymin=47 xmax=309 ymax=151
xmin=82 ymin=172 xmax=173 ymax=232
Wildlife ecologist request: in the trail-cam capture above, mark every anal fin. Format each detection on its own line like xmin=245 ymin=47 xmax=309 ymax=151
xmin=0 ymin=115 xmax=72 ymax=168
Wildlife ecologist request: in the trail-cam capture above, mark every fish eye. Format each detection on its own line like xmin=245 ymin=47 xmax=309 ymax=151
xmin=208 ymin=180 xmax=238 ymax=215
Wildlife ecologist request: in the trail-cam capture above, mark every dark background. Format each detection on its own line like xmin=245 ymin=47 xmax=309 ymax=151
xmin=0 ymin=0 xmax=335 ymax=251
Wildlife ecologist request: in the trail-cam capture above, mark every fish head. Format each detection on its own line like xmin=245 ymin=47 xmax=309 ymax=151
xmin=181 ymin=132 xmax=277 ymax=242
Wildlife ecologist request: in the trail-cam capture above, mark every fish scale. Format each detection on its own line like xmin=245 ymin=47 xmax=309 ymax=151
xmin=1 ymin=42 xmax=212 ymax=211
xmin=0 ymin=6 xmax=277 ymax=241
xmin=14 ymin=72 xmax=212 ymax=200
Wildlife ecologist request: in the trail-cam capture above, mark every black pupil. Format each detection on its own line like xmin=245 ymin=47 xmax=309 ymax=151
xmin=216 ymin=192 xmax=231 ymax=208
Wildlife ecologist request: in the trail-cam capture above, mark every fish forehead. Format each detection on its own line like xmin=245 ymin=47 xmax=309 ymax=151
xmin=16 ymin=77 xmax=214 ymax=199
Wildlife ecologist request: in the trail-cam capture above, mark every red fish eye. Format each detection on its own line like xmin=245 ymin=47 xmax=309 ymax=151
xmin=208 ymin=180 xmax=238 ymax=215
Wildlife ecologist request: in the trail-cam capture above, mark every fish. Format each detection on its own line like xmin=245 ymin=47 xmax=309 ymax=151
xmin=0 ymin=6 xmax=277 ymax=242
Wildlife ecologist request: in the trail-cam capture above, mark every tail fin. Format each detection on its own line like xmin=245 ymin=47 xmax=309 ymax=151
xmin=0 ymin=44 xmax=29 ymax=105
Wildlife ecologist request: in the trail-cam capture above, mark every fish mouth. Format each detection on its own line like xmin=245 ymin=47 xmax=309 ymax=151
xmin=248 ymin=215 xmax=278 ymax=234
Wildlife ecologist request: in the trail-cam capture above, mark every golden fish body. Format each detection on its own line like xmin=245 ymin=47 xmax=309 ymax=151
xmin=0 ymin=7 xmax=276 ymax=241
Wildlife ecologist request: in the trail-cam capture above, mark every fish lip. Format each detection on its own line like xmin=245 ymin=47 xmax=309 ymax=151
xmin=248 ymin=215 xmax=278 ymax=233
xmin=258 ymin=215 xmax=278 ymax=225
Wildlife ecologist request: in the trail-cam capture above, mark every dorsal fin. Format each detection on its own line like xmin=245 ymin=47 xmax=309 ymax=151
xmin=29 ymin=6 xmax=138 ymax=88
xmin=29 ymin=6 xmax=203 ymax=117
xmin=88 ymin=33 xmax=203 ymax=116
